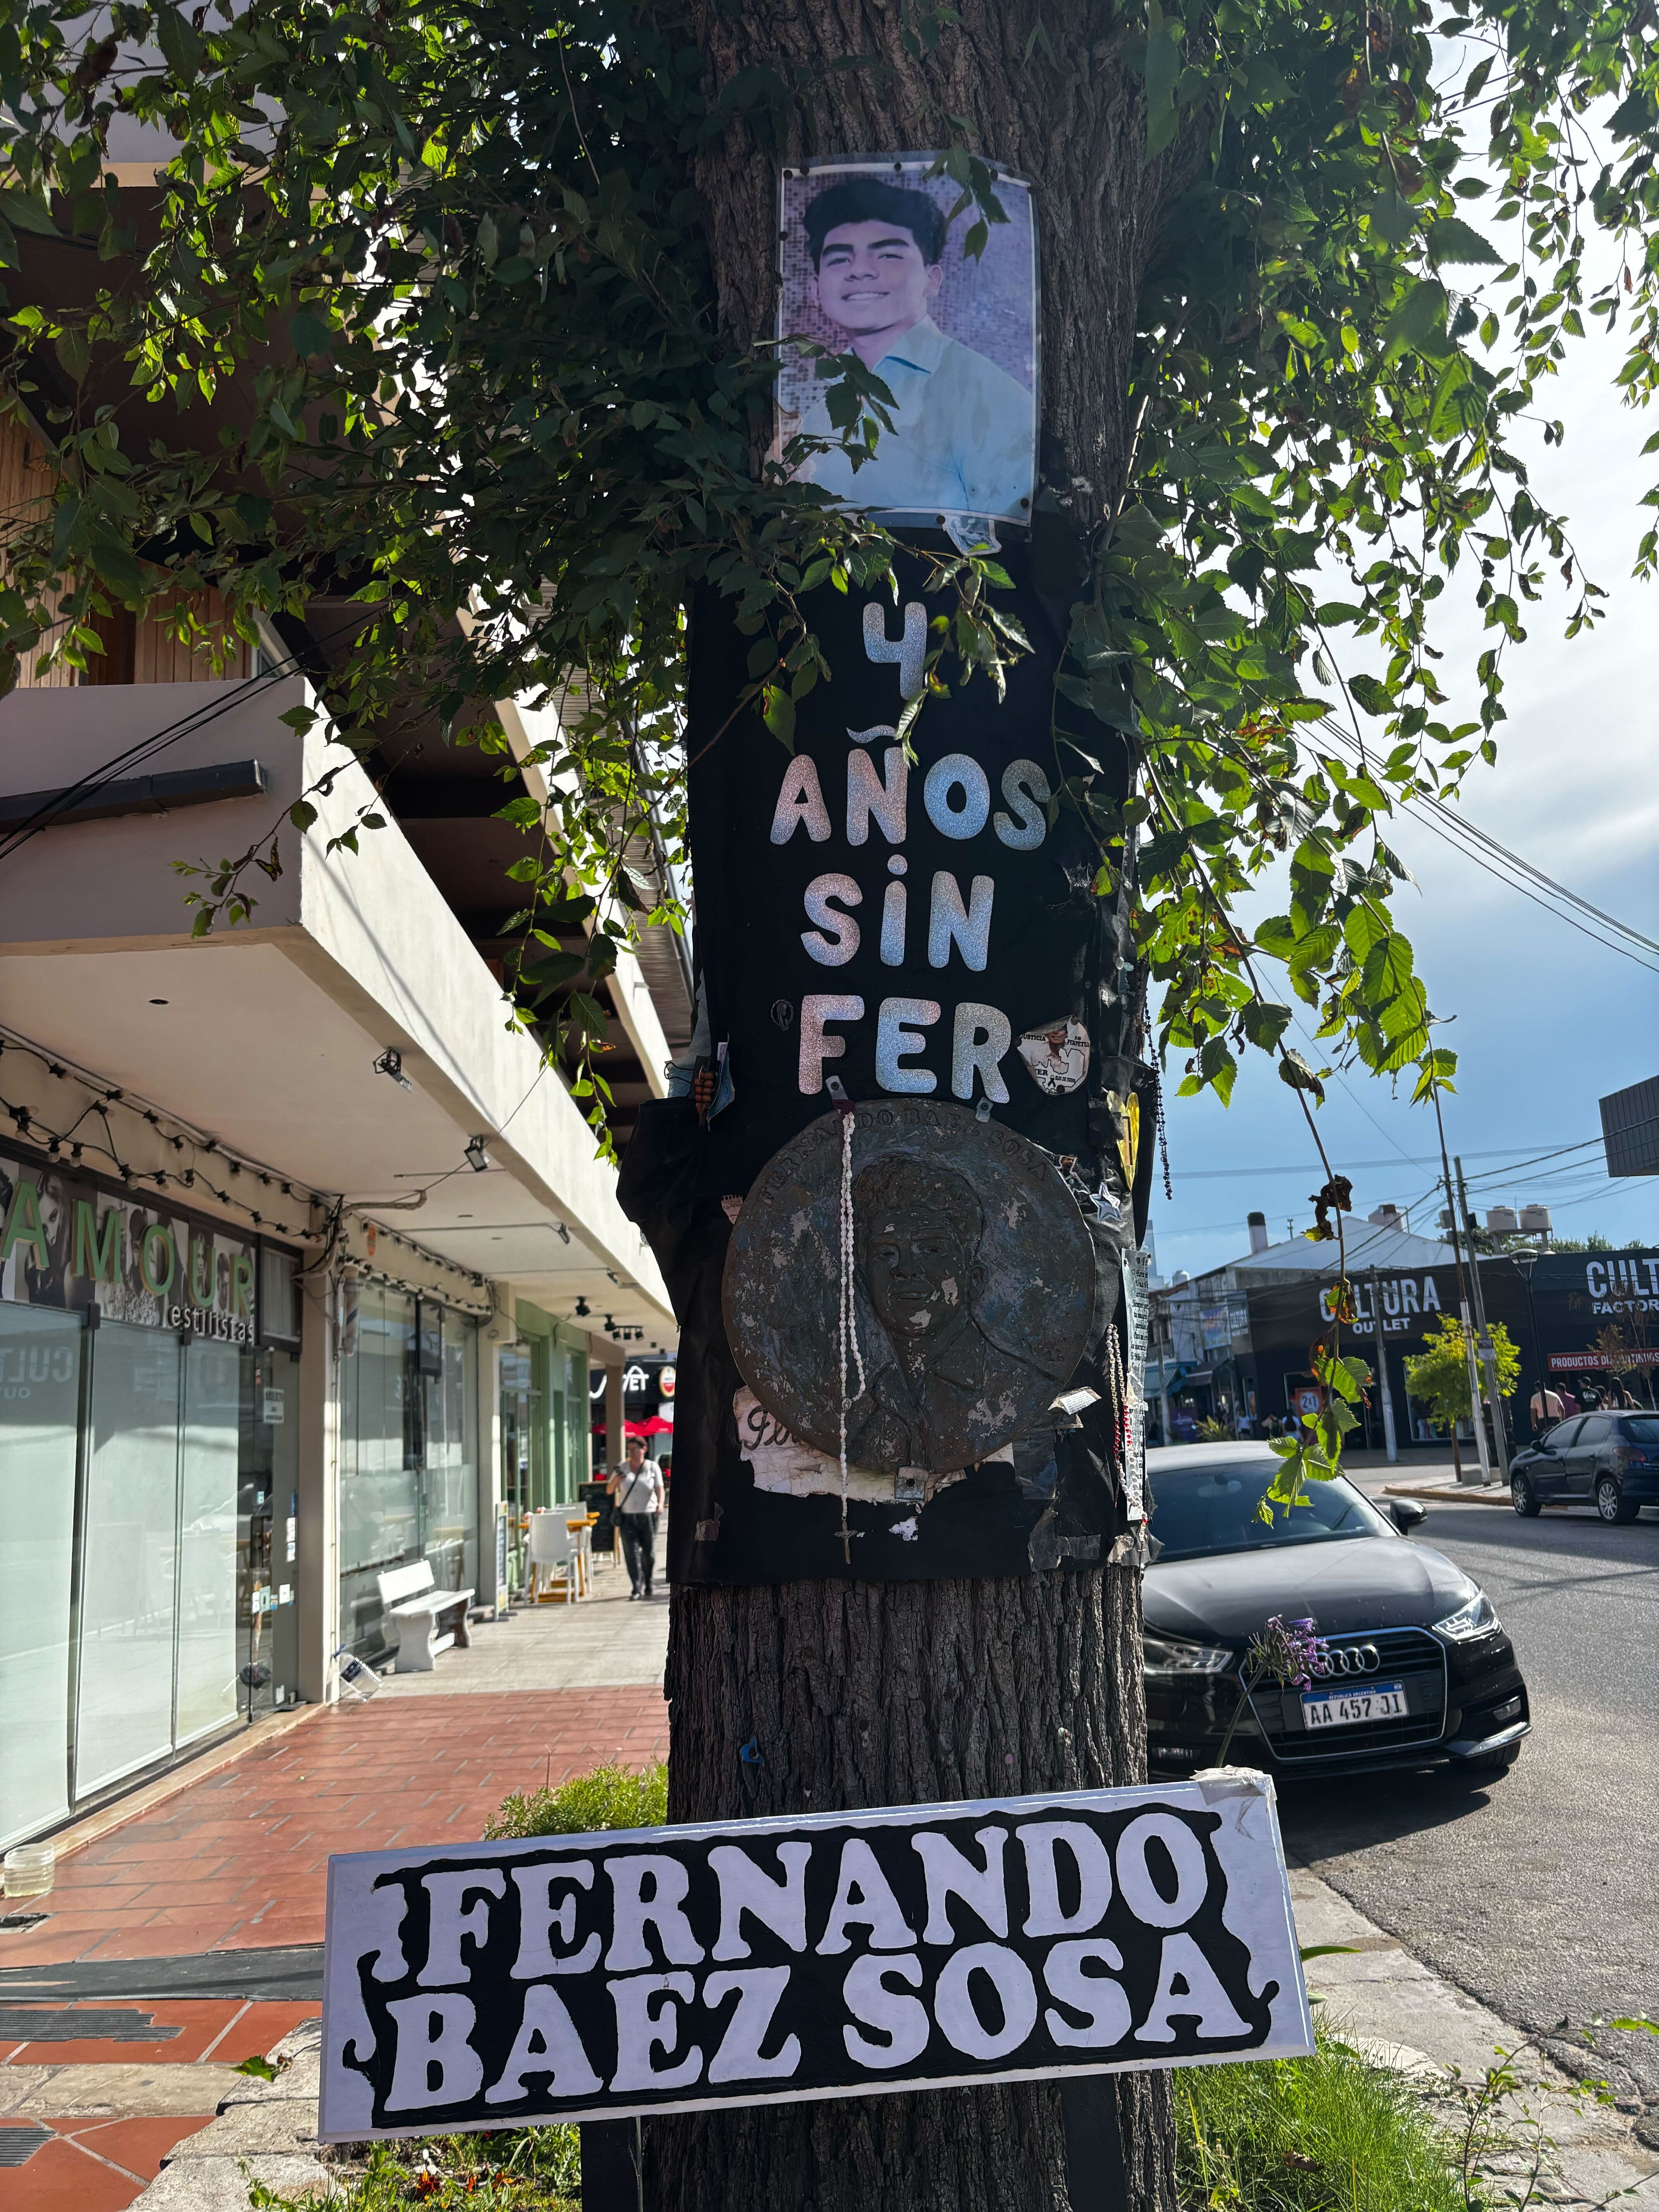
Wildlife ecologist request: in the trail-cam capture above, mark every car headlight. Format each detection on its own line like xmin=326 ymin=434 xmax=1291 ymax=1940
xmin=1434 ymin=1590 xmax=1499 ymax=1640
xmin=1143 ymin=1631 xmax=1235 ymax=1676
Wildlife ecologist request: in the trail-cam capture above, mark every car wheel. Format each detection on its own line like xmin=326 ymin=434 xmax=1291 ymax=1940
xmin=1511 ymin=1470 xmax=1542 ymax=1518
xmin=1596 ymin=1475 xmax=1640 ymax=1524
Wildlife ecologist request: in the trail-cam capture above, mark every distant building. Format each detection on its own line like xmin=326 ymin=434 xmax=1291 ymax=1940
xmin=1148 ymin=1210 xmax=1659 ymax=1445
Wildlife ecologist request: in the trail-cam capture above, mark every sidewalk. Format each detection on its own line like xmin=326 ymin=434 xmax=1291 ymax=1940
xmin=0 ymin=1576 xmax=668 ymax=2206
xmin=74 ymin=1843 xmax=1659 ymax=2212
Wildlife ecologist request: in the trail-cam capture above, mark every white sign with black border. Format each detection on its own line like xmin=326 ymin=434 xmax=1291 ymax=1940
xmin=319 ymin=1774 xmax=1310 ymax=2141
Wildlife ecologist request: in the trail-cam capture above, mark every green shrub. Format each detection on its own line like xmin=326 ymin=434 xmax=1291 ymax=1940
xmin=257 ymin=1764 xmax=670 ymax=2212
xmin=485 ymin=1759 xmax=668 ymax=1841
xmin=252 ymin=2128 xmax=582 ymax=2210
xmin=1177 ymin=2030 xmax=1467 ymax=2211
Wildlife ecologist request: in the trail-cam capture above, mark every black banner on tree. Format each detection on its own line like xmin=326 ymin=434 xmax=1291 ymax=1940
xmin=318 ymin=1777 xmax=1311 ymax=2140
xmin=620 ymin=539 xmax=1154 ymax=1586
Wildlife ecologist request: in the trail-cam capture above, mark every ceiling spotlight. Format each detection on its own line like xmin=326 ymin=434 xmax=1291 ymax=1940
xmin=553 ymin=1221 xmax=571 ymax=1245
xmin=149 ymin=998 xmax=168 ymax=1006
xmin=574 ymin=1297 xmax=590 ymax=1317
xmin=464 ymin=1135 xmax=491 ymax=1173
xmin=374 ymin=1048 xmax=412 ymax=1091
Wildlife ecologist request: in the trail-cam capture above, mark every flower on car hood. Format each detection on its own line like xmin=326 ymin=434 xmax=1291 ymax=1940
xmin=1247 ymin=1614 xmax=1329 ymax=1689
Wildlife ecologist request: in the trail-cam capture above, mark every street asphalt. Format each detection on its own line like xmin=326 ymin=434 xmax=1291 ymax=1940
xmin=1274 ymin=1493 xmax=1659 ymax=2122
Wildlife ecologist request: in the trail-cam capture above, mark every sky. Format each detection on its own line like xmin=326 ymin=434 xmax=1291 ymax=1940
xmin=1148 ymin=221 xmax=1659 ymax=1283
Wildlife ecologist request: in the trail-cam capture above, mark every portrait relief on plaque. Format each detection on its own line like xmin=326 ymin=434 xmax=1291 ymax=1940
xmin=773 ymin=156 xmax=1038 ymax=531
xmin=723 ymin=1100 xmax=1096 ymax=1483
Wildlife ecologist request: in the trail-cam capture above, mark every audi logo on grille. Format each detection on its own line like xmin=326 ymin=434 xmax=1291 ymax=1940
xmin=1319 ymin=1644 xmax=1382 ymax=1677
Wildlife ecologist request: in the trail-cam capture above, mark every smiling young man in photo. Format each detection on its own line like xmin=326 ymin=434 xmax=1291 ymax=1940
xmin=791 ymin=177 xmax=1035 ymax=523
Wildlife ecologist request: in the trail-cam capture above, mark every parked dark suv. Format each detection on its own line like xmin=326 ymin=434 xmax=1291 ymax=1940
xmin=1510 ymin=1411 xmax=1659 ymax=1522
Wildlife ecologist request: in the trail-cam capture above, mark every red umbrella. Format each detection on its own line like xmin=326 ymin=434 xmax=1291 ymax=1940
xmin=639 ymin=1415 xmax=673 ymax=1436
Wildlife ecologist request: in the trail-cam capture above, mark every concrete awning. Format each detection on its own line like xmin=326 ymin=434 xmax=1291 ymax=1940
xmin=0 ymin=677 xmax=673 ymax=1341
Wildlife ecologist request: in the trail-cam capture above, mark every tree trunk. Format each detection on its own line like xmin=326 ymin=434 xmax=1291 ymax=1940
xmin=650 ymin=5 xmax=1192 ymax=2203
xmin=646 ymin=1572 xmax=1176 ymax=2211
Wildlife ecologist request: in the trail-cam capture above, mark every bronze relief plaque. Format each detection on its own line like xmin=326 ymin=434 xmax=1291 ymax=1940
xmin=722 ymin=1100 xmax=1096 ymax=1475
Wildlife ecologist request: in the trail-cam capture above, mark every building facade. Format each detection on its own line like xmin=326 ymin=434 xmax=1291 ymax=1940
xmin=0 ymin=539 xmax=685 ymax=1852
xmin=1149 ymin=1216 xmax=1659 ymax=1451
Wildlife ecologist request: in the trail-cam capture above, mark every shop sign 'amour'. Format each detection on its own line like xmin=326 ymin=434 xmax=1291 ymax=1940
xmin=319 ymin=1777 xmax=1310 ymax=2140
xmin=0 ymin=1143 xmax=257 ymax=1343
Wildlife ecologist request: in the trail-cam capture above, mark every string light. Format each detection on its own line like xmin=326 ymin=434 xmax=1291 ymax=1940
xmin=0 ymin=1023 xmax=497 ymax=1305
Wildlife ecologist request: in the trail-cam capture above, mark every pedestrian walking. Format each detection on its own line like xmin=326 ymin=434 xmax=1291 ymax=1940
xmin=1530 ymin=1382 xmax=1564 ymax=1432
xmin=609 ymin=1435 xmax=665 ymax=1600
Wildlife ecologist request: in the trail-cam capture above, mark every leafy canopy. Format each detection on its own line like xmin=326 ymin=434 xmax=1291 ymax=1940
xmin=1 ymin=0 xmax=1657 ymax=1147
xmin=1405 ymin=1312 xmax=1521 ymax=1424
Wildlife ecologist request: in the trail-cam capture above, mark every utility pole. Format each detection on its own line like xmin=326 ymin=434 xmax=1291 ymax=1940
xmin=1437 ymin=1156 xmax=1492 ymax=1486
xmin=1368 ymin=1267 xmax=1398 ymax=1463
xmin=1151 ymin=1298 xmax=1173 ymax=1446
xmin=1455 ymin=1156 xmax=1508 ymax=1486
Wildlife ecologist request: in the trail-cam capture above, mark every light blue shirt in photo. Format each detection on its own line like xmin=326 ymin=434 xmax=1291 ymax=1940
xmin=796 ymin=317 xmax=1035 ymax=522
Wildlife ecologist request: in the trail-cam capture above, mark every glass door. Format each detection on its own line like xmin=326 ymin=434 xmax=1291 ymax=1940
xmin=76 ymin=1323 xmax=181 ymax=1796
xmin=421 ymin=1309 xmax=478 ymax=1595
xmin=499 ymin=1346 xmax=532 ymax=1601
xmin=338 ymin=1285 xmax=419 ymax=1655
xmin=0 ymin=1306 xmax=81 ymax=1848
xmin=176 ymin=1339 xmax=241 ymax=1747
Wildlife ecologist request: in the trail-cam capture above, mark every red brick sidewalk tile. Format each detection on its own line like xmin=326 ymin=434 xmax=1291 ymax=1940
xmin=3 ymin=1686 xmax=668 ymax=1970
xmin=47 ymin=2113 xmax=218 ymax=2179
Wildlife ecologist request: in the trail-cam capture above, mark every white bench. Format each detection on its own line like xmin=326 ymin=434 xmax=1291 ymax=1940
xmin=376 ymin=1560 xmax=476 ymax=1673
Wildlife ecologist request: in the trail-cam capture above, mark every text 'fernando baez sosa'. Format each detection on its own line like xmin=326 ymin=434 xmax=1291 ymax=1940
xmin=319 ymin=1777 xmax=1313 ymax=2138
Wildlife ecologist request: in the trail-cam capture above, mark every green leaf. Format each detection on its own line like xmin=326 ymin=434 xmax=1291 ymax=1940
xmin=152 ymin=3 xmax=206 ymax=79
xmin=1382 ymin=279 xmax=1448 ymax=362
xmin=88 ymin=529 xmax=144 ymax=598
xmin=762 ymin=682 xmax=795 ymax=747
xmin=0 ymin=190 xmax=61 ymax=239
xmin=53 ymin=325 xmax=89 ymax=385
xmin=1426 ymin=216 xmax=1501 ymax=268
xmin=1367 ymin=191 xmax=1417 ymax=246
xmin=290 ymin=306 xmax=331 ymax=357
xmin=287 ymin=800 xmax=318 ymax=831
xmin=1143 ymin=29 xmax=1182 ymax=155
xmin=522 ymin=948 xmax=584 ymax=995
xmin=1238 ymin=1000 xmax=1291 ymax=1052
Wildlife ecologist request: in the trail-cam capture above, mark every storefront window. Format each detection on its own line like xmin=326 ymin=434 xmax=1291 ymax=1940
xmin=0 ymin=1144 xmax=303 ymax=1844
xmin=0 ymin=1306 xmax=80 ymax=1849
xmin=339 ymin=1285 xmax=478 ymax=1657
xmin=77 ymin=1322 xmax=184 ymax=1796
xmin=177 ymin=1338 xmax=242 ymax=1747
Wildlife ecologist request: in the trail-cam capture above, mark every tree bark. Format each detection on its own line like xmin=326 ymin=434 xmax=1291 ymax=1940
xmin=647 ymin=1571 xmax=1176 ymax=2211
xmin=651 ymin=6 xmax=1190 ymax=2203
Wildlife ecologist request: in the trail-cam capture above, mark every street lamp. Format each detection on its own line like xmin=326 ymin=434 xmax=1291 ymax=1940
xmin=1513 ymin=1250 xmax=1545 ymax=1441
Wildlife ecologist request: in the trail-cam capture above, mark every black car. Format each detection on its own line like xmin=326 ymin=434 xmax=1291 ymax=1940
xmin=1509 ymin=1410 xmax=1659 ymax=1523
xmin=1142 ymin=1444 xmax=1530 ymax=1782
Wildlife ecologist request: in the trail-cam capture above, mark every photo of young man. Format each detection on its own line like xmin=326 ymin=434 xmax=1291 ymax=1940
xmin=781 ymin=170 xmax=1037 ymax=526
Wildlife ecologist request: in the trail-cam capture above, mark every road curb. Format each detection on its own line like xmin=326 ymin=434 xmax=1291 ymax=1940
xmin=1292 ymin=1858 xmax=1659 ymax=2209
xmin=1384 ymin=1482 xmax=1515 ymax=1508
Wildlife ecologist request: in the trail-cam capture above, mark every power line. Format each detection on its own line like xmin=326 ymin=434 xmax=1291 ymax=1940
xmin=1316 ymin=719 xmax=1659 ymax=972
xmin=1170 ymin=1140 xmax=1595 ymax=1181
